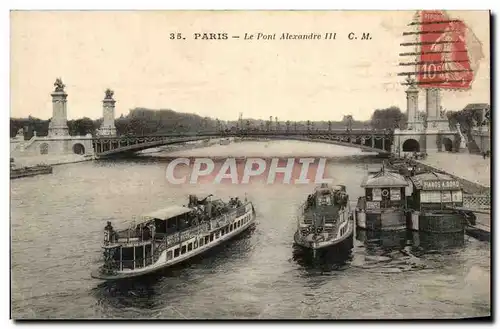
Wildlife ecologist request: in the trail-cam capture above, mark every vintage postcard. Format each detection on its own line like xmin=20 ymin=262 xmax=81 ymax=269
xmin=10 ymin=10 xmax=491 ymax=320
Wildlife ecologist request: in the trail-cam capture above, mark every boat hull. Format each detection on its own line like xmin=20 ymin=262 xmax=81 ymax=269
xmin=293 ymin=220 xmax=354 ymax=251
xmin=355 ymin=209 xmax=406 ymax=231
xmin=91 ymin=205 xmax=256 ymax=281
xmin=10 ymin=166 xmax=53 ymax=179
xmin=407 ymin=210 xmax=465 ymax=233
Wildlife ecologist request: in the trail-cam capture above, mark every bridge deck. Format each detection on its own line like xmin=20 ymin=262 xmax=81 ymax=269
xmin=93 ymin=131 xmax=393 ymax=157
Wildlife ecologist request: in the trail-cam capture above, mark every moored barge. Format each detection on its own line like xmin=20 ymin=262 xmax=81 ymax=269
xmin=91 ymin=194 xmax=256 ymax=281
xmin=10 ymin=164 xmax=53 ymax=179
xmin=355 ymin=164 xmax=410 ymax=231
xmin=406 ymin=172 xmax=466 ymax=233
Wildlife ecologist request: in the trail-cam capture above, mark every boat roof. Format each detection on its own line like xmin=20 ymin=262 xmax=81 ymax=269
xmin=361 ymin=170 xmax=408 ymax=188
xmin=410 ymin=171 xmax=461 ymax=190
xmin=142 ymin=205 xmax=193 ymax=220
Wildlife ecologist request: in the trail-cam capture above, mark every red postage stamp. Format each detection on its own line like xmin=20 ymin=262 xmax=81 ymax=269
xmin=418 ymin=10 xmax=482 ymax=89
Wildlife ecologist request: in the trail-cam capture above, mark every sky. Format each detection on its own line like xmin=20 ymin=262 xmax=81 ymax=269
xmin=10 ymin=10 xmax=490 ymax=121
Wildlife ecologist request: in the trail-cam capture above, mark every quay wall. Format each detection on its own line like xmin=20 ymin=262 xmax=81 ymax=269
xmin=471 ymin=129 xmax=491 ymax=154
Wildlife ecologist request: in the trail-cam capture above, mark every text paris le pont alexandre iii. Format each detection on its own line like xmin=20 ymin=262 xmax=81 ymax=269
xmin=169 ymin=32 xmax=373 ymax=41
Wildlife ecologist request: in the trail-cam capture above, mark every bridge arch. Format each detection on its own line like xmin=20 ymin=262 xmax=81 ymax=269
xmin=92 ymin=131 xmax=392 ymax=157
xmin=402 ymin=139 xmax=420 ymax=152
xmin=73 ymin=143 xmax=85 ymax=155
xmin=442 ymin=137 xmax=453 ymax=152
xmin=40 ymin=143 xmax=49 ymax=155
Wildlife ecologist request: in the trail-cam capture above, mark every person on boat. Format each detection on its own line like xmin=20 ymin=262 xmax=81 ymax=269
xmin=104 ymin=221 xmax=114 ymax=243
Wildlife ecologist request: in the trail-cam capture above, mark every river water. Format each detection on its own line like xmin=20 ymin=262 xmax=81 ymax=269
xmin=10 ymin=141 xmax=491 ymax=319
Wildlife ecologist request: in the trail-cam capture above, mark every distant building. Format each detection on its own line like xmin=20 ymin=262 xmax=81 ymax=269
xmin=463 ymin=103 xmax=490 ymax=125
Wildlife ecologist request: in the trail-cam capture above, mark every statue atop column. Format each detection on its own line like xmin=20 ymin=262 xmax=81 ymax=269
xmin=48 ymin=78 xmax=69 ymax=136
xmin=54 ymin=78 xmax=65 ymax=92
xmin=405 ymin=75 xmax=414 ymax=85
xmin=99 ymin=88 xmax=117 ymax=136
xmin=104 ymin=88 xmax=114 ymax=100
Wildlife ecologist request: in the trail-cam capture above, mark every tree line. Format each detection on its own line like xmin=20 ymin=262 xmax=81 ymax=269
xmin=11 ymin=106 xmax=421 ymax=139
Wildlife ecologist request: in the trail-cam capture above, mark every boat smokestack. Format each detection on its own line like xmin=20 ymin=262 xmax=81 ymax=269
xmin=205 ymin=195 xmax=212 ymax=216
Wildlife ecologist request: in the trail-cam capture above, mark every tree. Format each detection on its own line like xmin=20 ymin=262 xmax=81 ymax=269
xmin=68 ymin=117 xmax=95 ymax=136
xmin=342 ymin=115 xmax=354 ymax=131
xmin=370 ymin=107 xmax=406 ymax=130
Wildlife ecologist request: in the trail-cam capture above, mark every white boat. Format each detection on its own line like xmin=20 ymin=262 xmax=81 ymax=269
xmin=91 ymin=194 xmax=256 ymax=281
xmin=294 ymin=184 xmax=354 ymax=252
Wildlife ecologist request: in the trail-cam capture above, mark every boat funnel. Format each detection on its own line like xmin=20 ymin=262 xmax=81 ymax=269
xmin=205 ymin=198 xmax=212 ymax=216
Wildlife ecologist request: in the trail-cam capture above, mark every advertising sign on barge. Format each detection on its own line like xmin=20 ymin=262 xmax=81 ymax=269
xmin=406 ymin=172 xmax=465 ymax=233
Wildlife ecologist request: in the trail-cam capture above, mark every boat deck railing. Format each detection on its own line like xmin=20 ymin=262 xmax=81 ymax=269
xmin=104 ymin=203 xmax=249 ymax=248
xmin=160 ymin=203 xmax=248 ymax=248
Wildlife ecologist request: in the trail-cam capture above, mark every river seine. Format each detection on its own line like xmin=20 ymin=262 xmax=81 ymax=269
xmin=11 ymin=141 xmax=490 ymax=319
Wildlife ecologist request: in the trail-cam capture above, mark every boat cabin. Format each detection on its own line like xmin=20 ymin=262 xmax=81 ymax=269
xmin=408 ymin=172 xmax=463 ymax=211
xmin=356 ymin=166 xmax=409 ymax=231
xmin=102 ymin=205 xmax=199 ymax=271
xmin=406 ymin=172 xmax=465 ymax=233
xmin=360 ymin=169 xmax=409 ymax=211
xmin=305 ymin=183 xmax=348 ymax=210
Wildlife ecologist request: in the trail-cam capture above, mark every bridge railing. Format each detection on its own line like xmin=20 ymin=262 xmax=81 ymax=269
xmin=463 ymin=194 xmax=490 ymax=210
xmin=94 ymin=129 xmax=392 ymax=139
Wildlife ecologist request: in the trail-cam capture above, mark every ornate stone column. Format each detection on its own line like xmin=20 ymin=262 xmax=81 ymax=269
xmin=425 ymin=88 xmax=449 ymax=131
xmin=48 ymin=78 xmax=69 ymax=137
xmin=98 ymin=89 xmax=117 ymax=136
xmin=405 ymin=76 xmax=423 ymax=131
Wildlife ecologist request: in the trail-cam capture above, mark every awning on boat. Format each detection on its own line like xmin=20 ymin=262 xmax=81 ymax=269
xmin=361 ymin=171 xmax=408 ymax=188
xmin=142 ymin=205 xmax=193 ymax=220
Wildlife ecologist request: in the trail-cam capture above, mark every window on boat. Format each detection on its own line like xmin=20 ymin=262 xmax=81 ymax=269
xmin=120 ymin=247 xmax=136 ymax=270
xmin=188 ymin=243 xmax=193 ymax=252
xmin=200 ymin=238 xmax=204 ymax=247
xmin=167 ymin=250 xmax=173 ymax=260
xmin=181 ymin=245 xmax=187 ymax=254
xmin=205 ymin=236 xmax=209 ymax=244
xmin=174 ymin=248 xmax=180 ymax=257
xmin=210 ymin=233 xmax=214 ymax=242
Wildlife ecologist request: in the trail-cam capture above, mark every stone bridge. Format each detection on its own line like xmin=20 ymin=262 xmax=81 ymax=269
xmin=92 ymin=130 xmax=393 ymax=157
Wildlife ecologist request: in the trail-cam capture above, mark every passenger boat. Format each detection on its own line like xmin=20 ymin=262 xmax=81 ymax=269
xmin=294 ymin=184 xmax=353 ymax=252
xmin=91 ymin=194 xmax=256 ymax=281
xmin=355 ymin=163 xmax=410 ymax=231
